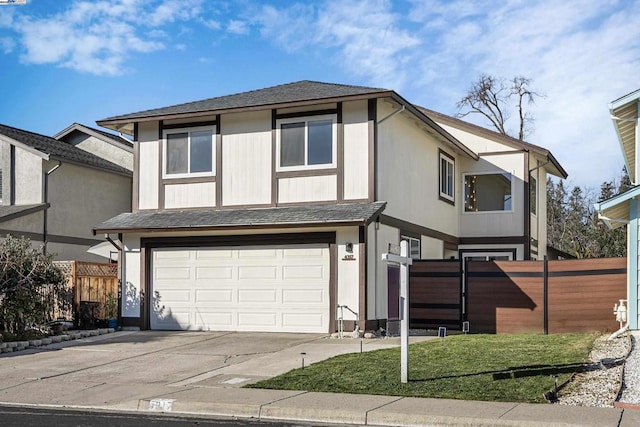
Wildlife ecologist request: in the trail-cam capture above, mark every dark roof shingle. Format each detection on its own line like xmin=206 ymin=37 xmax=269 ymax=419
xmin=0 ymin=124 xmax=132 ymax=176
xmin=94 ymin=202 xmax=386 ymax=233
xmin=98 ymin=80 xmax=390 ymax=124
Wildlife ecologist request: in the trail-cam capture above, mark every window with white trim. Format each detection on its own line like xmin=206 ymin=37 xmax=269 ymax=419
xmin=464 ymin=172 xmax=513 ymax=212
xmin=401 ymin=235 xmax=421 ymax=259
xmin=164 ymin=126 xmax=215 ymax=178
xmin=277 ymin=115 xmax=336 ymax=170
xmin=439 ymin=151 xmax=454 ymax=203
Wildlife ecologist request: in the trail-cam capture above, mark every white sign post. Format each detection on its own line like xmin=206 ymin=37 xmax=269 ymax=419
xmin=382 ymin=240 xmax=412 ymax=383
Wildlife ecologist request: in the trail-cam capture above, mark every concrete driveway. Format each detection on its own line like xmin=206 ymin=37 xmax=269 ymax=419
xmin=0 ymin=330 xmax=430 ymax=398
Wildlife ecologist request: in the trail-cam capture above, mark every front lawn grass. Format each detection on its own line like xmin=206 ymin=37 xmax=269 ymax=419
xmin=248 ymin=332 xmax=599 ymax=403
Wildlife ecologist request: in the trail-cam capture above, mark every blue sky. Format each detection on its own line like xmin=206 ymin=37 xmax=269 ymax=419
xmin=0 ymin=0 xmax=639 ymax=190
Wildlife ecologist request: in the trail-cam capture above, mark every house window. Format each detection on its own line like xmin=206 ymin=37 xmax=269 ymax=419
xmin=464 ymin=172 xmax=513 ymax=212
xmin=164 ymin=127 xmax=214 ymax=177
xmin=530 ymin=176 xmax=537 ymax=215
xmin=277 ymin=116 xmax=336 ymax=170
xmin=401 ymin=235 xmax=421 ymax=259
xmin=439 ymin=151 xmax=455 ymax=203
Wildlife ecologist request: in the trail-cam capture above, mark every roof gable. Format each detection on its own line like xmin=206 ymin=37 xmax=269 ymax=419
xmin=0 ymin=123 xmax=132 ymax=176
xmin=55 ymin=123 xmax=133 ymax=150
xmin=418 ymin=107 xmax=568 ymax=179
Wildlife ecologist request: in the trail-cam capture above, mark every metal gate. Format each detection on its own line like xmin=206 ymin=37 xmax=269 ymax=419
xmin=408 ymin=260 xmax=463 ymax=330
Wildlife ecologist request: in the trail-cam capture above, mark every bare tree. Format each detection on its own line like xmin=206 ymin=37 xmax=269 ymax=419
xmin=457 ymin=74 xmax=543 ymax=141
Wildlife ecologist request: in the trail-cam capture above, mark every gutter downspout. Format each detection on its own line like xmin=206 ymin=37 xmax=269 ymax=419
xmin=43 ymin=161 xmax=62 ymax=255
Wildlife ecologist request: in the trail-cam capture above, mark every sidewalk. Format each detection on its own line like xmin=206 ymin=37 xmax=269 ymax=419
xmin=1 ymin=330 xmax=639 ymax=426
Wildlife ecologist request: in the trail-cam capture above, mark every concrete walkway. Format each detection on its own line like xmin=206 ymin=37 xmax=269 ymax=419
xmin=0 ymin=331 xmax=639 ymax=426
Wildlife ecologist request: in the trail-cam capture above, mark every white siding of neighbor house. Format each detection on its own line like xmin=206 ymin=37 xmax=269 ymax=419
xmin=15 ymin=146 xmax=43 ymax=205
xmin=458 ymin=152 xmax=525 ymax=238
xmin=164 ymin=182 xmax=216 ymax=209
xmin=75 ymin=136 xmax=133 ymax=171
xmin=376 ymin=100 xmax=459 ymax=237
xmin=278 ymin=175 xmax=337 ymax=203
xmin=137 ymin=122 xmax=160 ymax=210
xmin=343 ymin=100 xmax=369 ymax=200
xmin=221 ymin=111 xmax=272 ymax=206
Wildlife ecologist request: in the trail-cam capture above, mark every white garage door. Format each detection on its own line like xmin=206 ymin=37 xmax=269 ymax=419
xmin=150 ymin=244 xmax=330 ymax=333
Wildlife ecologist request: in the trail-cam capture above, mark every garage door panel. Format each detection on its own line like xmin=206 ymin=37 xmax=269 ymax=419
xmin=195 ymin=289 xmax=233 ymax=303
xmin=194 ymin=312 xmax=233 ymax=328
xmin=283 ymin=265 xmax=325 ymax=279
xmin=239 ymin=248 xmax=278 ymax=258
xmin=282 ymin=289 xmax=325 ymax=304
xmin=283 ymin=313 xmax=324 ymax=328
xmin=196 ymin=249 xmax=233 ymax=259
xmin=238 ymin=289 xmax=277 ymax=303
xmin=155 ymin=267 xmax=191 ymax=280
xmin=151 ymin=244 xmax=329 ymax=333
xmin=196 ymin=266 xmax=233 ymax=280
xmin=238 ymin=312 xmax=277 ymax=327
xmin=156 ymin=289 xmax=191 ymax=303
xmin=238 ymin=266 xmax=278 ymax=280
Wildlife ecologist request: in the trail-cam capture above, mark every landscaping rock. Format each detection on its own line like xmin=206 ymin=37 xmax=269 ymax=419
xmin=41 ymin=338 xmax=52 ymax=345
xmin=28 ymin=340 xmax=42 ymax=347
xmin=7 ymin=342 xmax=18 ymax=348
xmin=364 ymin=332 xmax=376 ymax=339
xmin=51 ymin=336 xmax=62 ymax=343
xmin=0 ymin=342 xmax=6 ymax=349
xmin=61 ymin=335 xmax=70 ymax=341
xmin=1 ymin=347 xmax=13 ymax=353
xmin=88 ymin=330 xmax=98 ymax=337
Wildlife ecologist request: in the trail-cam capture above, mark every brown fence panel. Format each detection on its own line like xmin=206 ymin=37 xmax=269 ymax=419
xmin=409 ymin=260 xmax=462 ymax=330
xmin=466 ymin=261 xmax=543 ymax=334
xmin=54 ymin=261 xmax=118 ymax=324
xmin=548 ymin=258 xmax=626 ymax=333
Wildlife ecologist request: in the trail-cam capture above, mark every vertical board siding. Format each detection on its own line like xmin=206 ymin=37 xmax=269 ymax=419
xmin=409 ymin=258 xmax=626 ymax=334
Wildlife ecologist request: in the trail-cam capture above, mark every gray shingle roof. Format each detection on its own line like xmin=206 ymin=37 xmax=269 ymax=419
xmin=81 ymin=124 xmax=134 ymax=148
xmin=0 ymin=124 xmax=132 ymax=176
xmin=94 ymin=202 xmax=387 ymax=233
xmin=98 ymin=80 xmax=391 ymax=123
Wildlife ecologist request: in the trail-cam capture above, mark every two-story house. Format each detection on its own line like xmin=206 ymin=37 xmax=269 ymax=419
xmin=0 ymin=123 xmax=132 ymax=261
xmin=93 ymin=81 xmax=566 ymax=333
xmin=595 ymin=88 xmax=640 ymax=332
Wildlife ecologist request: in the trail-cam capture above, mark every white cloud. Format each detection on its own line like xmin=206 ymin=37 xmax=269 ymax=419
xmin=227 ymin=19 xmax=249 ymax=35
xmin=256 ymin=0 xmax=419 ymax=90
xmin=0 ymin=37 xmax=14 ymax=54
xmin=4 ymin=0 xmax=204 ymax=76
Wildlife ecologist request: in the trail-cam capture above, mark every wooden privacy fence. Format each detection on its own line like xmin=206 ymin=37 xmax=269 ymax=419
xmin=54 ymin=261 xmax=118 ymax=324
xmin=409 ymin=258 xmax=626 ymax=334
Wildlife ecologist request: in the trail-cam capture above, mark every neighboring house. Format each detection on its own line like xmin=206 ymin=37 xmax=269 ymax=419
xmin=0 ymin=124 xmax=132 ymax=262
xmin=55 ymin=122 xmax=134 ymax=172
xmin=594 ymin=88 xmax=640 ymax=331
xmin=93 ymin=80 xmax=567 ymax=333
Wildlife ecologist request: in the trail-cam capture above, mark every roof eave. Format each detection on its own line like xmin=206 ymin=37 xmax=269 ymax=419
xmin=97 ymin=91 xmax=394 ymax=135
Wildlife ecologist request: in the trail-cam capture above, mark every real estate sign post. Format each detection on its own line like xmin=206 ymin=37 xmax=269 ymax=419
xmin=382 ymin=240 xmax=412 ymax=383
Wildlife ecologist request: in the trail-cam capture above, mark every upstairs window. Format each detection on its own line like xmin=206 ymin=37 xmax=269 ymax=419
xmin=277 ymin=116 xmax=336 ymax=170
xmin=464 ymin=172 xmax=513 ymax=212
xmin=439 ymin=151 xmax=455 ymax=203
xmin=164 ymin=127 xmax=214 ymax=177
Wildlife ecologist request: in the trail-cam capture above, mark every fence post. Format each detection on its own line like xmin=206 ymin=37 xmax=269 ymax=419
xmin=544 ymin=256 xmax=549 ymax=335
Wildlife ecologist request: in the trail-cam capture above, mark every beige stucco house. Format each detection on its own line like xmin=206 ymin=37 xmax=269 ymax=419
xmin=93 ymin=81 xmax=567 ymax=333
xmin=0 ymin=123 xmax=132 ymax=261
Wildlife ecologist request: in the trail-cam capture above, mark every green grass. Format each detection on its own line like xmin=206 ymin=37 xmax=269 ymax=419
xmin=247 ymin=332 xmax=599 ymax=403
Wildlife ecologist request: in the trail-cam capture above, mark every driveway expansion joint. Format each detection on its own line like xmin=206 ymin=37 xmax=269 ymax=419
xmin=363 ymin=396 xmax=404 ymax=425
xmin=257 ymin=390 xmax=309 ymax=419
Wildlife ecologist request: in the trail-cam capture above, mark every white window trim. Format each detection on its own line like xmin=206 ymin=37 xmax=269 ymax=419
xmin=276 ymin=114 xmax=337 ymax=172
xmin=439 ymin=152 xmax=455 ymax=202
xmin=401 ymin=235 xmax=421 ymax=260
xmin=462 ymin=171 xmax=514 ymax=214
xmin=162 ymin=125 xmax=216 ymax=179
